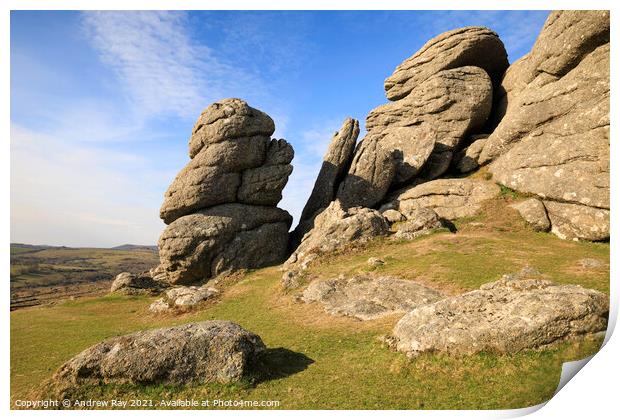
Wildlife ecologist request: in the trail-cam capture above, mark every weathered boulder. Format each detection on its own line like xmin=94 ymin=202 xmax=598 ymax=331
xmin=283 ymin=201 xmax=389 ymax=288
xmin=485 ymin=44 xmax=609 ymax=207
xmin=302 ymin=274 xmax=444 ymax=320
xmin=494 ymin=11 xmax=610 ymax=122
xmin=510 ymin=198 xmax=550 ymax=232
xmin=369 ymin=66 xmax=493 ymax=152
xmin=158 ymin=203 xmax=292 ymax=284
xmin=383 ymin=179 xmax=499 ymax=221
xmin=544 ymin=201 xmax=609 ymax=242
xmin=388 ymin=268 xmax=608 ymax=357
xmin=291 ymin=118 xmax=359 ymax=245
xmin=49 ymin=321 xmax=265 ymax=392
xmin=188 ymin=98 xmax=275 ymax=159
xmin=336 ymin=135 xmax=397 ymax=209
xmin=149 ymin=285 xmax=219 ymax=313
xmin=393 ymin=207 xmax=444 ymax=240
xmin=382 ymin=209 xmax=406 ymax=223
xmin=110 ymin=272 xmax=165 ymax=295
xmin=384 ymin=26 xmax=508 ymax=101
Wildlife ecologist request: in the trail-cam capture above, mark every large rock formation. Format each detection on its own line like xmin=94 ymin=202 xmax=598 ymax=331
xmin=48 ymin=321 xmax=265 ymax=392
xmin=383 ymin=27 xmax=508 ymax=101
xmin=369 ymin=66 xmax=493 ymax=154
xmin=321 ymin=30 xmax=503 ymax=211
xmin=478 ymin=11 xmax=609 ymax=241
xmin=157 ymin=99 xmax=293 ymax=284
xmin=284 ymin=10 xmax=609 ymax=291
xmin=388 ymin=268 xmax=608 ymax=357
xmin=301 ymin=274 xmax=444 ymax=320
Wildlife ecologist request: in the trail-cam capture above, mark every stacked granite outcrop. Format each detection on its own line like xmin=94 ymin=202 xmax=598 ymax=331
xmin=285 ymin=11 xmax=610 ymax=286
xmin=157 ymin=99 xmax=294 ymax=285
xmin=283 ymin=27 xmax=510 ymax=283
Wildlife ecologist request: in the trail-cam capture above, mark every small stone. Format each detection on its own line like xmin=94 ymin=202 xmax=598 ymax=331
xmin=110 ymin=272 xmax=165 ymax=295
xmin=510 ymin=198 xmax=551 ymax=232
xmin=578 ymin=258 xmax=605 ymax=269
xmin=367 ymin=257 xmax=385 ymax=267
xmin=382 ymin=209 xmax=406 ymax=223
xmin=393 ymin=207 xmax=443 ymax=240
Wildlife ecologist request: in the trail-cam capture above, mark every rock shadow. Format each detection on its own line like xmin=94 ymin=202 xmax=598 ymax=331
xmin=252 ymin=347 xmax=314 ymax=383
xmin=440 ymin=218 xmax=458 ymax=233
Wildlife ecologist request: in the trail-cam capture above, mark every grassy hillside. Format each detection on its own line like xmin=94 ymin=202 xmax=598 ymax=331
xmin=10 ymin=246 xmax=159 ymax=310
xmin=10 ymin=197 xmax=609 ymax=409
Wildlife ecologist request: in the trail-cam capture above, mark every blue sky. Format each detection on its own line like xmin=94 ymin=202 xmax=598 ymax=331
xmin=10 ymin=10 xmax=549 ymax=247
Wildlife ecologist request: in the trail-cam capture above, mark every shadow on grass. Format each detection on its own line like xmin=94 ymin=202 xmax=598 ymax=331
xmin=253 ymin=347 xmax=315 ymax=383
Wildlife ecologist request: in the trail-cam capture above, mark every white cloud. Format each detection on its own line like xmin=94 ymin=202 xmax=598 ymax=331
xmin=81 ymin=11 xmax=257 ymax=120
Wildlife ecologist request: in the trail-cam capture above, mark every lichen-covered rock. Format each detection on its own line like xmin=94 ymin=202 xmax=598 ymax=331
xmin=477 ymin=12 xmax=609 ymax=243
xmin=485 ymin=44 xmax=609 ymax=208
xmin=292 ymin=118 xmax=359 ymax=245
xmin=494 ymin=10 xmax=610 ymax=122
xmin=283 ymin=201 xmax=389 ymax=287
xmin=158 ymin=203 xmax=292 ymax=284
xmin=188 ymin=98 xmax=275 ymax=159
xmin=544 ymin=201 xmax=609 ymax=242
xmin=48 ymin=321 xmax=265 ymax=393
xmin=382 ymin=209 xmax=406 ymax=223
xmin=385 ymin=179 xmax=499 ymax=221
xmin=336 ymin=135 xmax=397 ymax=209
xmin=388 ymin=268 xmax=608 ymax=357
xmin=510 ymin=198 xmax=550 ymax=232
xmin=149 ymin=285 xmax=219 ymax=313
xmin=393 ymin=207 xmax=443 ymax=240
xmin=384 ymin=27 xmax=508 ymax=101
xmin=302 ymin=274 xmax=444 ymax=320
xmin=110 ymin=272 xmax=165 ymax=295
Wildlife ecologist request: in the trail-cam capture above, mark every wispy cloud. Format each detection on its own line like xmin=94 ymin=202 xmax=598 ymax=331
xmin=81 ymin=11 xmax=257 ymax=120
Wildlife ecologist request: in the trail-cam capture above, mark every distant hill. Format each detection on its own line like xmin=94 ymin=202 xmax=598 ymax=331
xmin=111 ymin=244 xmax=158 ymax=251
xmin=10 ymin=243 xmax=69 ymax=254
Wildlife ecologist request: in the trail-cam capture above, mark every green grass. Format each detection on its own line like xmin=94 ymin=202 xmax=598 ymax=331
xmin=10 ymin=198 xmax=609 ymax=410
